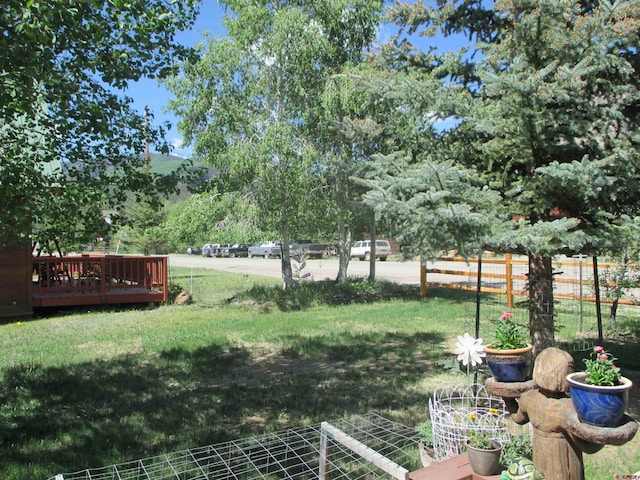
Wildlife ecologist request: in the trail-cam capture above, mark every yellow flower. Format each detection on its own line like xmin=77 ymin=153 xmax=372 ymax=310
xmin=469 ymin=413 xmax=477 ymax=420
xmin=489 ymin=408 xmax=499 ymax=415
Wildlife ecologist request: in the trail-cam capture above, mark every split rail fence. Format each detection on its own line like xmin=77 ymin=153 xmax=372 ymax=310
xmin=419 ymin=253 xmax=639 ymax=308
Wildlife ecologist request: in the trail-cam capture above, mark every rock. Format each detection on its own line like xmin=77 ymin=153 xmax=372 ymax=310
xmin=174 ymin=291 xmax=192 ymax=305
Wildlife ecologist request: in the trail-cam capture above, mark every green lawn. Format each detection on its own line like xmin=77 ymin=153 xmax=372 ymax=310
xmin=1 ymin=269 xmax=638 ymax=479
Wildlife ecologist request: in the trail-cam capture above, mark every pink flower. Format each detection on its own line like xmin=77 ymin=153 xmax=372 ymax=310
xmin=594 ymin=345 xmax=604 ymax=353
xmin=598 ymin=354 xmax=608 ymax=361
xmin=499 ymin=311 xmax=512 ymax=320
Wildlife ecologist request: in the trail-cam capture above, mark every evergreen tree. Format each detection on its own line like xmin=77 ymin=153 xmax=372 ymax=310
xmin=362 ymin=0 xmax=640 ymax=352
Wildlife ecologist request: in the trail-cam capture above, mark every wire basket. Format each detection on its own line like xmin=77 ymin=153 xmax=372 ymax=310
xmin=428 ymin=383 xmax=509 ymax=461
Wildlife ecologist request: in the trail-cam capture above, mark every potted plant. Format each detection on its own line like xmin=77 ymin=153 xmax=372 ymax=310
xmin=566 ymin=345 xmax=633 ymax=427
xmin=484 ymin=312 xmax=533 ymax=382
xmin=500 ymin=433 xmax=532 ymax=467
xmin=465 ymin=423 xmax=503 ymax=476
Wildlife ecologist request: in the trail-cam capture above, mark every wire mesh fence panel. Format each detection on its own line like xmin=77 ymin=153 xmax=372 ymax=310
xmin=167 ymin=263 xmax=279 ymax=307
xmin=47 ymin=414 xmax=422 ymax=480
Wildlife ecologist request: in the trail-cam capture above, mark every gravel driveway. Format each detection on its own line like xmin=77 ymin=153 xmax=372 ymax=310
xmin=169 ymin=254 xmax=424 ymax=285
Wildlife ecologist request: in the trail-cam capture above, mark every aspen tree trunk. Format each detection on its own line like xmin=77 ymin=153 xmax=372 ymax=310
xmin=336 ymin=219 xmax=351 ymax=283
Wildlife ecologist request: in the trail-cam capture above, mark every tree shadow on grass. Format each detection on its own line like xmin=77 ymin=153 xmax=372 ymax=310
xmin=0 ymin=331 xmax=446 ymax=480
xmin=229 ymin=281 xmax=483 ymax=312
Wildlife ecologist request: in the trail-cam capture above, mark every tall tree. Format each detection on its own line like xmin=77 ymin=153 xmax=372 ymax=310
xmin=1 ymin=0 xmax=199 ymax=249
xmin=361 ymin=0 xmax=640 ymax=353
xmin=167 ymin=0 xmax=382 ymax=288
xmin=319 ymin=65 xmax=384 ymax=282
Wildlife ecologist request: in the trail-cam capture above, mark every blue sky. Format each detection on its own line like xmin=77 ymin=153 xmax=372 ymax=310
xmin=125 ymin=2 xmax=227 ymax=157
xmin=127 ymin=1 xmax=471 ymax=158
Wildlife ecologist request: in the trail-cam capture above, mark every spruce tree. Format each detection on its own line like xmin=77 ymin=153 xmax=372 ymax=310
xmin=363 ymin=0 xmax=640 ymax=352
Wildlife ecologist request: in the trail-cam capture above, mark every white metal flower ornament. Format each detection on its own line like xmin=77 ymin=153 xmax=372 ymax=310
xmin=454 ymin=333 xmax=486 ymax=382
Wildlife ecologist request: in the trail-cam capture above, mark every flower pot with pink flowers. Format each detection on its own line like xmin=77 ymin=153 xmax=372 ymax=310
xmin=566 ymin=345 xmax=633 ymax=427
xmin=484 ymin=312 xmax=533 ymax=382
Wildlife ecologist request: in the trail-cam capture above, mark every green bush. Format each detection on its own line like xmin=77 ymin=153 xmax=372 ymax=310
xmin=167 ymin=282 xmax=184 ymax=304
xmin=501 ymin=433 xmax=533 ymax=466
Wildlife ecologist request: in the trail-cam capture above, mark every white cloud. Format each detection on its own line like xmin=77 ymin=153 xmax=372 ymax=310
xmin=171 ymin=137 xmax=184 ymax=149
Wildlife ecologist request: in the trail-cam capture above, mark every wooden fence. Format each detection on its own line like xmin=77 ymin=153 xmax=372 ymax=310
xmin=419 ymin=253 xmax=639 ymax=307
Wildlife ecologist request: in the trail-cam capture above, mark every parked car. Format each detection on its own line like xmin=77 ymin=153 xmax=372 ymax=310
xmin=351 ymin=240 xmax=392 ymax=261
xmin=224 ymin=243 xmax=250 ymax=258
xmin=290 ymin=240 xmax=330 ymax=259
xmin=213 ymin=244 xmax=233 ymax=257
xmin=186 ymin=246 xmax=201 ymax=255
xmin=202 ymin=243 xmax=220 ymax=257
xmin=248 ymin=242 xmax=282 ymax=259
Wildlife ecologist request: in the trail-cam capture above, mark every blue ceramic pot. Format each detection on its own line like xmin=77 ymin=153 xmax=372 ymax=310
xmin=566 ymin=372 xmax=632 ymax=427
xmin=485 ymin=344 xmax=533 ymax=382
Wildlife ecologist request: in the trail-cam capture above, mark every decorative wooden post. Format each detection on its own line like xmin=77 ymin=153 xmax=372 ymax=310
xmin=486 ymin=347 xmax=637 ymax=480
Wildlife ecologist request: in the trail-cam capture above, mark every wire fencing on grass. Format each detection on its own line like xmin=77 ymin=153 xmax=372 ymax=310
xmin=424 ymin=254 xmax=639 ymax=348
xmin=168 ymin=262 xmax=280 ymax=307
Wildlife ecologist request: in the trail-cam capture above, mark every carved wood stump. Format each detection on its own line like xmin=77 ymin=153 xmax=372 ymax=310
xmin=486 ymin=347 xmax=637 ymax=480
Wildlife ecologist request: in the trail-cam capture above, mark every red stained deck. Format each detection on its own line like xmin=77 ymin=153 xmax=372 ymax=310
xmin=32 ymin=254 xmax=168 ymax=308
xmin=409 ymin=453 xmax=501 ymax=480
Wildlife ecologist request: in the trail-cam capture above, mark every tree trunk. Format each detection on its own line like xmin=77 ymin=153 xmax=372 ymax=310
xmin=280 ymin=231 xmax=294 ymax=289
xmin=528 ymin=253 xmax=555 ymax=356
xmin=609 ymin=299 xmax=618 ymax=332
xmin=368 ymin=223 xmax=376 ymax=282
xmin=335 ymin=219 xmax=351 ymax=283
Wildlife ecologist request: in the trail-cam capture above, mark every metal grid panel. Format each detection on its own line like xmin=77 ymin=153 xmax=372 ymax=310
xmin=48 ymin=414 xmax=422 ymax=480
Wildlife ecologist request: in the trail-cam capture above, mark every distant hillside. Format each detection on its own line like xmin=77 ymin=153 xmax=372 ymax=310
xmin=149 ymin=153 xmax=214 ymax=202
xmin=149 ymin=152 xmax=193 ymax=174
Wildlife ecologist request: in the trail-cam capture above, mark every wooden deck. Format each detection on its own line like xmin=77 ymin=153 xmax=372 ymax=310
xmin=32 ymin=254 xmax=168 ymax=308
xmin=409 ymin=453 xmax=501 ymax=480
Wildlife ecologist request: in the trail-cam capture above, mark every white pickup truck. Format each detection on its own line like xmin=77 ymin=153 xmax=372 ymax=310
xmin=350 ymin=240 xmax=391 ymax=261
xmin=248 ymin=242 xmax=282 ymax=259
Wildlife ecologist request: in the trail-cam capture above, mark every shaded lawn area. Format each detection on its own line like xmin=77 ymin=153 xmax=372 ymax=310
xmin=2 ymin=331 xmax=447 ymax=479
xmin=1 ymin=277 xmax=639 ymax=480
xmin=1 ymin=281 xmax=457 ymax=479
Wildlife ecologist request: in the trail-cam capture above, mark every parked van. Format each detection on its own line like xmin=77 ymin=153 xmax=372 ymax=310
xmin=201 ymin=243 xmax=220 ymax=257
xmin=350 ymin=240 xmax=392 ymax=261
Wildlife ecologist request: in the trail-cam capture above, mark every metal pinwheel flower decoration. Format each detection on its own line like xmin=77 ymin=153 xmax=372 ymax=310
xmin=454 ymin=332 xmax=486 ymax=383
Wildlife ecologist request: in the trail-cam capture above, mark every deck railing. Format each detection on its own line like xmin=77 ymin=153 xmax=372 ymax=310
xmin=32 ymin=254 xmax=168 ymax=307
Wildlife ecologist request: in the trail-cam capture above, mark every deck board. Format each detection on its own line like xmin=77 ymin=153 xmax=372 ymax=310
xmin=409 ymin=454 xmax=501 ymax=480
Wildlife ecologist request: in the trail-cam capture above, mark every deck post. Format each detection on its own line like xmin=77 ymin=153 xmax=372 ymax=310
xmin=100 ymin=255 xmax=107 ymax=303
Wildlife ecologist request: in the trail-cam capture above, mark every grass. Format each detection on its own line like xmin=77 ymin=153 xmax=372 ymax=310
xmin=1 ymin=268 xmax=638 ymax=479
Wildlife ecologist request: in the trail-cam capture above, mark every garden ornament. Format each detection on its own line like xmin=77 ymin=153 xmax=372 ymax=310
xmin=500 ymin=457 xmax=544 ymax=480
xmin=506 ymin=347 xmax=637 ymax=480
